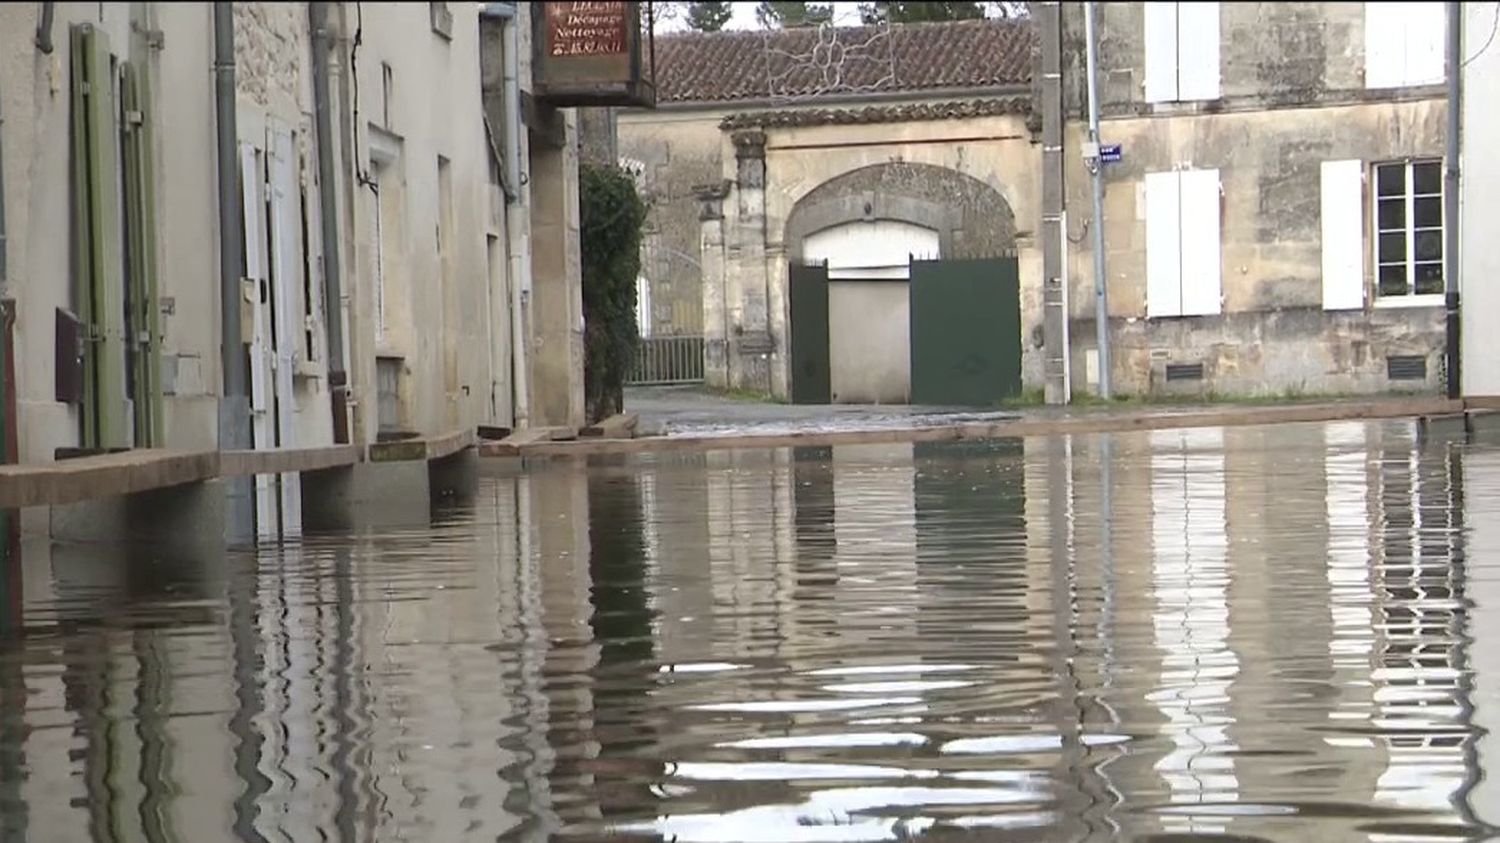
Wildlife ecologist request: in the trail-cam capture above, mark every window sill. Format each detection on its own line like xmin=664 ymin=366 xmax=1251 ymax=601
xmin=1373 ymin=294 xmax=1444 ymax=309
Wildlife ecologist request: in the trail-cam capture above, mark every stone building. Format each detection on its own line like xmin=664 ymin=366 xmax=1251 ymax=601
xmin=1062 ymin=1 xmax=1449 ymax=398
xmin=621 ymin=4 xmax=1453 ymax=402
xmin=0 ymin=1 xmax=585 ymax=541
xmin=620 ymin=19 xmax=1035 ymax=400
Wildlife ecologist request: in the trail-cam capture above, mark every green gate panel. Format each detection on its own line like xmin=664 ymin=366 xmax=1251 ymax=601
xmin=788 ymin=262 xmax=831 ymax=405
xmin=909 ymin=257 xmax=1022 ymax=407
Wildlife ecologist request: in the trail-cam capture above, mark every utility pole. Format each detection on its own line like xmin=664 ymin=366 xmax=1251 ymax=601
xmin=1039 ymin=1 xmax=1069 ymax=404
xmin=1084 ymin=1 xmax=1111 ymax=398
xmin=1444 ymin=1 xmax=1461 ymax=398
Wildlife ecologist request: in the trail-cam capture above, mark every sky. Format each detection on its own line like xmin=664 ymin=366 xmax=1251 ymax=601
xmin=654 ymin=2 xmax=871 ymax=33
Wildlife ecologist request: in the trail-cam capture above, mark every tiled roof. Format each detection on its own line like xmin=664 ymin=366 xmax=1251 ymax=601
xmin=719 ymin=97 xmax=1031 ymax=130
xmin=650 ymin=18 xmax=1033 ymax=104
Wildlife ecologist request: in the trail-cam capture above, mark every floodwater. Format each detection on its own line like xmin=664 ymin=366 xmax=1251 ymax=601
xmin=4 ymin=420 xmax=1500 ymax=842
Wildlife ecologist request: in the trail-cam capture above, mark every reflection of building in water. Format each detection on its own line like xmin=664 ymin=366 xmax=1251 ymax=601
xmin=1369 ymin=424 xmax=1471 ymax=819
xmin=1147 ymin=428 xmax=1239 ymax=831
xmin=1463 ymin=449 xmax=1500 ymax=827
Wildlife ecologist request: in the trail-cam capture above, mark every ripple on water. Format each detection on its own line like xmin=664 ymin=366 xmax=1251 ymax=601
xmin=2 ymin=421 xmax=1497 ymax=841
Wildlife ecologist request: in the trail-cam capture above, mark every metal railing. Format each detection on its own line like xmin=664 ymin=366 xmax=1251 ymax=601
xmin=628 ymin=335 xmax=704 ymax=385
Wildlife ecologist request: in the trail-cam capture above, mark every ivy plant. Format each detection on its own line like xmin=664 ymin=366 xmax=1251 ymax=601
xmin=579 ymin=163 xmax=647 ymax=424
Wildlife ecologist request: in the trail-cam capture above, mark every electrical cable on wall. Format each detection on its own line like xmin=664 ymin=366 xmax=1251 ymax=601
xmin=350 ymin=2 xmax=377 ymax=193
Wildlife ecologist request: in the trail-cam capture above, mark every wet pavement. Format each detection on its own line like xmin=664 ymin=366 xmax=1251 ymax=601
xmin=627 ymin=385 xmax=1019 ymax=437
xmin=4 ymin=419 xmax=1500 ymax=841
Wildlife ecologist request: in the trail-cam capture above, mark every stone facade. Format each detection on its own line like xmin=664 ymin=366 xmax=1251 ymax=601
xmin=624 ymin=6 xmax=1457 ymax=402
xmin=1060 ymin=2 xmax=1449 ymax=397
xmin=617 ymin=108 xmax=726 ymax=336
xmin=0 ymin=2 xmax=585 ymax=535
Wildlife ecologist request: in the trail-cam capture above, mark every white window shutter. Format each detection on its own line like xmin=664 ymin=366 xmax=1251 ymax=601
xmin=1176 ymin=2 xmax=1220 ymax=100
xmin=1178 ymin=168 xmax=1222 ymax=316
xmin=1146 ymin=171 xmax=1183 ymax=318
xmin=1364 ymin=2 xmax=1406 ymax=88
xmin=1402 ymin=2 xmax=1446 ymax=86
xmin=1320 ymin=160 xmax=1366 ymax=311
xmin=1144 ymin=2 xmax=1180 ymax=103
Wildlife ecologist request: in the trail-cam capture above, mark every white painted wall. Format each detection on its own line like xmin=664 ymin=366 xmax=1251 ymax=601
xmin=1463 ymin=2 xmax=1500 ymax=396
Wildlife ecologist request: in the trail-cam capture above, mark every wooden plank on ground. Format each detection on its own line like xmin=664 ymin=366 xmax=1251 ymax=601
xmin=580 ymin=412 xmax=639 ymax=439
xmin=427 ymin=428 xmax=478 ymax=460
xmin=366 ymin=428 xmax=477 ymax=463
xmin=221 ymin=445 xmax=360 ymax=476
xmin=0 ymin=450 xmax=219 ymax=509
xmin=477 ymin=427 xmax=568 ymax=457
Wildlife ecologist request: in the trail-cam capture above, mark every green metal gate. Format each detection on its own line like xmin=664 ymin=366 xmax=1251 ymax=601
xmin=788 ymin=262 xmax=831 ymax=405
xmin=908 ymin=257 xmax=1022 ymax=406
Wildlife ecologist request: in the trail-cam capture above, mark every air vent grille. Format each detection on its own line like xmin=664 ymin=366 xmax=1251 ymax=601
xmin=1165 ymin=363 xmax=1205 ymax=382
xmin=1387 ymin=355 xmax=1428 ymax=381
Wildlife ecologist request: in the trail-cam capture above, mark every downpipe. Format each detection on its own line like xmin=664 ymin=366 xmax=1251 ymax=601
xmin=310 ymin=2 xmax=350 ymax=442
xmin=483 ymin=2 xmax=532 ymax=429
xmin=1444 ymin=1 xmax=1462 ymax=399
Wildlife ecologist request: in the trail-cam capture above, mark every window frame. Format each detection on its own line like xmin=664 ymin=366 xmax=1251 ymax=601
xmin=1371 ymin=157 xmax=1445 ymax=307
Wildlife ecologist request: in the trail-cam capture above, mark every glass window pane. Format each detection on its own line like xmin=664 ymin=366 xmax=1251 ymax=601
xmin=1379 ymin=264 xmax=1409 ymax=296
xmin=1377 ymin=164 xmax=1406 ymax=197
xmin=1415 ymin=262 xmax=1444 ymax=294
xmin=1415 ymin=229 xmax=1443 ymax=261
xmin=1413 ymin=161 xmax=1442 ymax=195
xmin=1379 ymin=198 xmax=1406 ymax=230
xmin=1414 ymin=196 xmax=1441 ymax=228
xmin=1379 ymin=232 xmax=1407 ymax=262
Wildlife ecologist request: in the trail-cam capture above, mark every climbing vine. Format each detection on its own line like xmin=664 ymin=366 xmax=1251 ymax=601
xmin=579 ymin=163 xmax=647 ymax=424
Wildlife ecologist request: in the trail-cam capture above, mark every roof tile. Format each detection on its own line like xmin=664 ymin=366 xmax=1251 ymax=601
xmin=651 ymin=18 xmax=1034 ymax=104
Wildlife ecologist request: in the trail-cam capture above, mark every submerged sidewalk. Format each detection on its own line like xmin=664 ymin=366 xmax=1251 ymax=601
xmin=479 ymin=385 xmax=1492 ymax=458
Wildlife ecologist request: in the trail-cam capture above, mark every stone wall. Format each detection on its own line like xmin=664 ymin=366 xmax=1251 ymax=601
xmin=618 ymin=109 xmax=728 ymax=336
xmin=234 ymin=2 xmax=306 ymax=117
xmin=701 ymin=111 xmax=1043 ymax=398
xmin=1061 ymin=2 xmax=1406 ymax=115
xmin=1058 ymin=2 xmax=1449 ymax=397
xmin=343 ymin=1 xmax=504 ymax=440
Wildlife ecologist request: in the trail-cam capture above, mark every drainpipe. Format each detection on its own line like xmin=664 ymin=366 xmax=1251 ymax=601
xmin=1445 ymin=1 xmax=1461 ymax=399
xmin=310 ymin=2 xmax=350 ymax=442
xmin=1084 ymin=1 xmax=1112 ymax=399
xmin=1 ymin=75 xmax=7 ymax=283
xmin=483 ymin=2 xmax=532 ymax=429
xmin=214 ymin=2 xmax=254 ymax=545
xmin=214 ymin=4 xmax=248 ymax=422
xmin=35 ymin=2 xmax=55 ymax=54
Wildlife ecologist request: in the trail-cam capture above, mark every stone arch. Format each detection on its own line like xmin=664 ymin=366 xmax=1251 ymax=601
xmin=783 ymin=162 xmax=1016 ymax=262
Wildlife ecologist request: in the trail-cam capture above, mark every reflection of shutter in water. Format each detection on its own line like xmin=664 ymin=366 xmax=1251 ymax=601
xmin=376 ymin=357 xmax=401 ymax=432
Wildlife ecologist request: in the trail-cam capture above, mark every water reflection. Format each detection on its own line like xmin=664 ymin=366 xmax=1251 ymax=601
xmin=0 ymin=420 xmax=1498 ymax=841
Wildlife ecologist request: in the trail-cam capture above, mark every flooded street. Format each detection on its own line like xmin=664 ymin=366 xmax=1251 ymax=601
xmin=5 ymin=420 xmax=1500 ymax=841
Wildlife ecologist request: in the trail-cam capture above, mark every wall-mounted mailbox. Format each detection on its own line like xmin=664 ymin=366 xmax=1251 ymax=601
xmin=532 ymin=2 xmax=656 ymax=108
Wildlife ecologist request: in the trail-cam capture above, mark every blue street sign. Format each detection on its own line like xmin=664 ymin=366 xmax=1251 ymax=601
xmin=1100 ymin=144 xmax=1122 ymax=164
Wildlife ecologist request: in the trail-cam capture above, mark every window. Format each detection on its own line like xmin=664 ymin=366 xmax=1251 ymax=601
xmin=1374 ymin=159 xmax=1443 ymax=299
xmin=1144 ymin=2 xmax=1220 ymax=103
xmin=1146 ymin=169 xmax=1222 ymax=318
xmin=1364 ymin=2 xmax=1444 ymax=89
